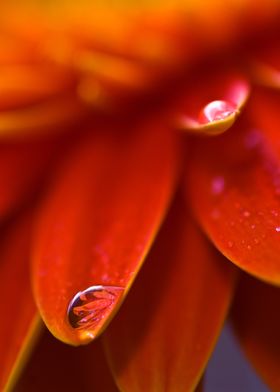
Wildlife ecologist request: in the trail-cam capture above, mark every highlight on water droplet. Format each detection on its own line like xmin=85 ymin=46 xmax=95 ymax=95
xmin=67 ymin=285 xmax=124 ymax=343
xmin=199 ymin=100 xmax=236 ymax=124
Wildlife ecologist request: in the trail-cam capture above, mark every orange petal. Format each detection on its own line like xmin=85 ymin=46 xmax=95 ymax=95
xmin=0 ymin=94 xmax=88 ymax=138
xmin=0 ymin=64 xmax=77 ymax=110
xmin=0 ymin=212 xmax=41 ymax=391
xmin=15 ymin=330 xmax=118 ymax=391
xmin=103 ymin=196 xmax=237 ymax=392
xmin=2 ymin=1 xmax=280 ymax=84
xmin=186 ymin=116 xmax=280 ymax=285
xmin=33 ymin=121 xmax=180 ymax=346
xmin=232 ymin=273 xmax=280 ymax=391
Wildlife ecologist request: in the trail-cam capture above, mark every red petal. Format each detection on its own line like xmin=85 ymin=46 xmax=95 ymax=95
xmin=0 ymin=137 xmax=63 ymax=219
xmin=33 ymin=122 xmax=180 ymax=345
xmin=0 ymin=213 xmax=40 ymax=391
xmin=103 ymin=196 xmax=237 ymax=392
xmin=15 ymin=330 xmax=118 ymax=391
xmin=232 ymin=273 xmax=280 ymax=391
xmin=186 ymin=115 xmax=280 ymax=285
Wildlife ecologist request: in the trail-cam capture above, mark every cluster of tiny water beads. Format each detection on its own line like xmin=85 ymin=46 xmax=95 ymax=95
xmin=67 ymin=285 xmax=124 ymax=342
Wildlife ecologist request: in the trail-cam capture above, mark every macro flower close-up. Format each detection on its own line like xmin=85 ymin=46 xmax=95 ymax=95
xmin=2 ymin=0 xmax=280 ymax=391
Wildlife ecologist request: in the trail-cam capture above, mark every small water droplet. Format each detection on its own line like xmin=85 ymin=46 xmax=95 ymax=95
xmin=227 ymin=241 xmax=234 ymax=248
xmin=251 ymin=224 xmax=256 ymax=229
xmin=67 ymin=285 xmax=124 ymax=340
xmin=247 ymin=245 xmax=252 ymax=250
xmin=243 ymin=211 xmax=250 ymax=217
xmin=275 ymin=227 xmax=280 ymax=232
xmin=211 ymin=176 xmax=225 ymax=195
xmin=200 ymin=100 xmax=236 ymax=123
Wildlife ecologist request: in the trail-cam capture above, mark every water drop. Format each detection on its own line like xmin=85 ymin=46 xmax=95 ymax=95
xmin=251 ymin=224 xmax=256 ymax=229
xmin=200 ymin=100 xmax=236 ymax=123
xmin=243 ymin=211 xmax=250 ymax=217
xmin=247 ymin=245 xmax=252 ymax=250
xmin=275 ymin=227 xmax=280 ymax=232
xmin=271 ymin=210 xmax=279 ymax=217
xmin=67 ymin=285 xmax=124 ymax=339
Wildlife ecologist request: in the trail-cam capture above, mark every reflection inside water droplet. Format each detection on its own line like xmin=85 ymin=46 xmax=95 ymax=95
xmin=67 ymin=285 xmax=124 ymax=338
xmin=200 ymin=100 xmax=236 ymax=123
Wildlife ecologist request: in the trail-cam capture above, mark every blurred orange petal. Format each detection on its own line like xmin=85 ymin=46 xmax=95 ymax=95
xmin=33 ymin=121 xmax=180 ymax=345
xmin=0 ymin=64 xmax=77 ymax=110
xmin=232 ymin=273 xmax=280 ymax=391
xmin=0 ymin=212 xmax=41 ymax=391
xmin=103 ymin=196 xmax=237 ymax=392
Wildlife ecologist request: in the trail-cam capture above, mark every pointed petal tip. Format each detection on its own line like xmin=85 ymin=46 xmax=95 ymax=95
xmin=33 ymin=124 xmax=180 ymax=346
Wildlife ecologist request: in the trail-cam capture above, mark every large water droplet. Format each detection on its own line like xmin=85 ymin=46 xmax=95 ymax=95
xmin=67 ymin=285 xmax=124 ymax=340
xmin=200 ymin=100 xmax=236 ymax=123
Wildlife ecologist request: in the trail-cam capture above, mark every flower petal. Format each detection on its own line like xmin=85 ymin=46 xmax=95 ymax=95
xmin=15 ymin=330 xmax=118 ymax=391
xmin=103 ymin=196 xmax=237 ymax=392
xmin=0 ymin=95 xmax=88 ymax=138
xmin=0 ymin=213 xmax=41 ymax=391
xmin=186 ymin=117 xmax=280 ymax=285
xmin=0 ymin=138 xmax=63 ymax=219
xmin=33 ymin=121 xmax=180 ymax=346
xmin=232 ymin=273 xmax=280 ymax=391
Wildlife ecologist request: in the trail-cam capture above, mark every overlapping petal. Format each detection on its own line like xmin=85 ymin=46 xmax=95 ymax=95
xmin=187 ymin=113 xmax=280 ymax=285
xmin=103 ymin=196 xmax=237 ymax=392
xmin=32 ymin=120 xmax=180 ymax=345
xmin=232 ymin=273 xmax=280 ymax=391
xmin=15 ymin=330 xmax=118 ymax=391
xmin=0 ymin=212 xmax=40 ymax=391
xmin=0 ymin=137 xmax=68 ymax=219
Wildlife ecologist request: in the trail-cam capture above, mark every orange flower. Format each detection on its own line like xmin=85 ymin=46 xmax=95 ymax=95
xmin=1 ymin=1 xmax=280 ymax=390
